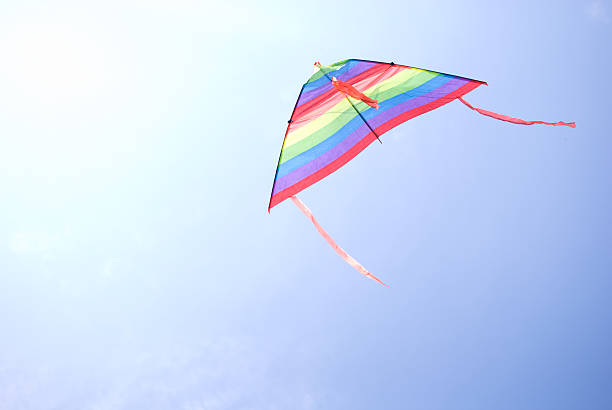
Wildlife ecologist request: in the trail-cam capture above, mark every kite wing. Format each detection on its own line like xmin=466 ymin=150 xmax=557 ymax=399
xmin=268 ymin=59 xmax=486 ymax=210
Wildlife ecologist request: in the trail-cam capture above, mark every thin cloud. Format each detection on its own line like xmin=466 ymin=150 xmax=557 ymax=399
xmin=8 ymin=231 xmax=67 ymax=258
xmin=586 ymin=1 xmax=610 ymax=23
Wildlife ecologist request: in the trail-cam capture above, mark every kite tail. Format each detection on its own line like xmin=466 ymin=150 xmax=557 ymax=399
xmin=458 ymin=97 xmax=576 ymax=128
xmin=290 ymin=196 xmax=390 ymax=287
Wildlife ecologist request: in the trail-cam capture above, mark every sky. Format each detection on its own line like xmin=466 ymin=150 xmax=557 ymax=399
xmin=0 ymin=0 xmax=611 ymax=409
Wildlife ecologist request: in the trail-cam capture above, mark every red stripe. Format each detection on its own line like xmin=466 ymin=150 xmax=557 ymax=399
xmin=293 ymin=64 xmax=389 ymax=121
xmin=269 ymin=81 xmax=483 ymax=209
xmin=269 ymin=131 xmax=379 ymax=209
xmin=375 ymin=81 xmax=483 ymax=135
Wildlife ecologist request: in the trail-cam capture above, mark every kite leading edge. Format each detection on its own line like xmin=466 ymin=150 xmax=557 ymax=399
xmin=270 ymin=59 xmax=575 ymax=286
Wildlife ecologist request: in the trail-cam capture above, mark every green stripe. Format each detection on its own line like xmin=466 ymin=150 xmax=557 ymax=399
xmin=280 ymin=106 xmax=358 ymax=163
xmin=280 ymin=70 xmax=439 ymax=163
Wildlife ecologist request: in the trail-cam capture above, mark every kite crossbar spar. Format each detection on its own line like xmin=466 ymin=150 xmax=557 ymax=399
xmin=290 ymin=196 xmax=390 ymax=287
xmin=458 ymin=97 xmax=576 ymax=128
xmin=315 ymin=62 xmax=383 ymax=144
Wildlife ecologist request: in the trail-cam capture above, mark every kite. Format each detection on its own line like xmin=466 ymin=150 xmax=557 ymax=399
xmin=269 ymin=58 xmax=575 ymax=286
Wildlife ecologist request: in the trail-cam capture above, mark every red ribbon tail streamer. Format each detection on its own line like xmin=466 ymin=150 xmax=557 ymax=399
xmin=458 ymin=97 xmax=576 ymax=128
xmin=290 ymin=196 xmax=390 ymax=288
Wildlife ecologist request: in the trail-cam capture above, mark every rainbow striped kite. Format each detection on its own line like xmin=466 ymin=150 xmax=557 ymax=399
xmin=270 ymin=58 xmax=574 ymax=286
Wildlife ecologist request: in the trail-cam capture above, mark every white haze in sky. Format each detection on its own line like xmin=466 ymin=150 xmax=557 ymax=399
xmin=1 ymin=1 xmax=611 ymax=409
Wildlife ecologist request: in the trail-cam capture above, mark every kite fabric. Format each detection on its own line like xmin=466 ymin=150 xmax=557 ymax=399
xmin=270 ymin=58 xmax=575 ymax=286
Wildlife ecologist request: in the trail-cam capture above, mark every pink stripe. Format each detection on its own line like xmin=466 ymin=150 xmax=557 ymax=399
xmin=290 ymin=196 xmax=390 ymax=287
xmin=458 ymin=97 xmax=576 ymax=128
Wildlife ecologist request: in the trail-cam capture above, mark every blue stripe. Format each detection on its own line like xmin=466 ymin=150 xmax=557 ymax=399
xmin=277 ymin=74 xmax=455 ymax=178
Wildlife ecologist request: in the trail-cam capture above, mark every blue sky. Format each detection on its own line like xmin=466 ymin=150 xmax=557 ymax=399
xmin=0 ymin=1 xmax=610 ymax=409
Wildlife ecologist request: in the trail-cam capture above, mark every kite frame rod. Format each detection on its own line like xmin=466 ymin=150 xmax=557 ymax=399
xmin=268 ymin=83 xmax=306 ymax=212
xmin=352 ymin=58 xmax=488 ymax=85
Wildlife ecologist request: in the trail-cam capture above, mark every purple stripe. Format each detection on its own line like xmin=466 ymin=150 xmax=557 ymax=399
xmin=368 ymin=78 xmax=468 ymax=129
xmin=273 ymin=78 xmax=467 ymax=195
xmin=296 ymin=62 xmax=376 ymax=108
